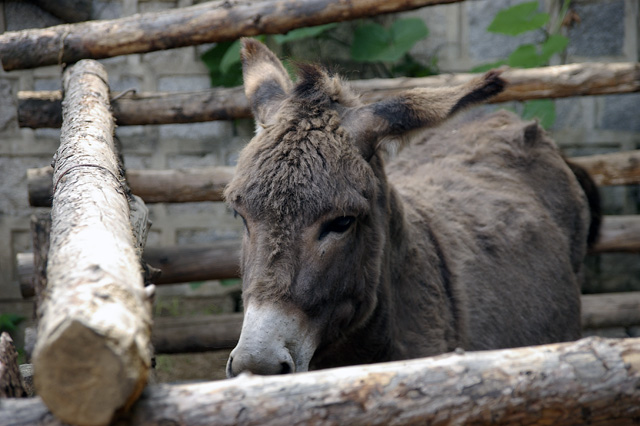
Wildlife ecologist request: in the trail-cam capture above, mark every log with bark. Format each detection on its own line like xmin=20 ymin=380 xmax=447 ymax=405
xmin=25 ymin=148 xmax=640 ymax=207
xmin=28 ymin=165 xmax=233 ymax=207
xmin=1 ymin=337 xmax=639 ymax=425
xmin=571 ymin=149 xmax=640 ymax=187
xmin=14 ymin=213 xmax=640 ymax=299
xmin=152 ymin=314 xmax=243 ymax=354
xmin=0 ymin=0 xmax=462 ymax=71
xmin=17 ymin=240 xmax=241 ymax=298
xmin=32 ymin=60 xmax=152 ymax=426
xmin=17 ymin=62 xmax=640 ymax=128
xmin=0 ymin=333 xmax=28 ymax=398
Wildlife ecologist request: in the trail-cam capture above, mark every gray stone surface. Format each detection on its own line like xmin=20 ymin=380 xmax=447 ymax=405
xmin=600 ymin=93 xmax=640 ymax=132
xmin=567 ymin=0 xmax=625 ymax=57
xmin=466 ymin=0 xmax=545 ymax=62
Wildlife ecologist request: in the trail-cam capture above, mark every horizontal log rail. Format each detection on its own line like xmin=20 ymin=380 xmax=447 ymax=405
xmin=14 ymin=212 xmax=640 ymax=298
xmin=0 ymin=0 xmax=463 ymax=71
xmin=17 ymin=240 xmax=241 ymax=298
xmin=26 ymin=149 xmax=640 ymax=208
xmin=2 ymin=337 xmax=639 ymax=425
xmin=147 ymin=291 xmax=640 ymax=354
xmin=17 ymin=62 xmax=640 ymax=128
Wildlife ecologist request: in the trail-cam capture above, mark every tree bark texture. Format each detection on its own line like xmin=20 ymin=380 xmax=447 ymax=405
xmin=18 ymin=240 xmax=241 ymax=297
xmin=29 ymin=213 xmax=51 ymax=311
xmin=1 ymin=337 xmax=639 ymax=425
xmin=28 ymin=165 xmax=234 ymax=206
xmin=33 ymin=60 xmax=152 ymax=426
xmin=14 ymin=213 xmax=640 ymax=299
xmin=592 ymin=215 xmax=640 ymax=254
xmin=17 ymin=62 xmax=640 ymax=128
xmin=25 ymin=148 xmax=640 ymax=208
xmin=571 ymin=149 xmax=640 ymax=187
xmin=581 ymin=292 xmax=640 ymax=330
xmin=151 ymin=314 xmax=243 ymax=354
xmin=0 ymin=333 xmax=28 ymax=398
xmin=0 ymin=0 xmax=463 ymax=71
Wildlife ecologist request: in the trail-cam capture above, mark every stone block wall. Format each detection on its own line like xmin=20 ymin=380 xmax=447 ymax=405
xmin=0 ymin=0 xmax=638 ymax=324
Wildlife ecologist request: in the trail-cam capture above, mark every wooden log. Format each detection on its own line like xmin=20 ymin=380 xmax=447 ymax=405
xmin=14 ymin=212 xmax=640 ymax=299
xmin=0 ymin=0 xmax=462 ymax=71
xmin=2 ymin=337 xmax=640 ymax=425
xmin=571 ymin=150 xmax=640 ymax=187
xmin=581 ymin=292 xmax=640 ymax=329
xmin=592 ymin=215 xmax=640 ymax=253
xmin=152 ymin=314 xmax=243 ymax=355
xmin=29 ymin=213 xmax=51 ymax=311
xmin=33 ymin=60 xmax=152 ymax=426
xmin=144 ymin=291 xmax=640 ymax=354
xmin=0 ymin=333 xmax=28 ymax=398
xmin=25 ymin=147 xmax=640 ymax=207
xmin=17 ymin=62 xmax=640 ymax=128
xmin=28 ymin=165 xmax=233 ymax=207
xmin=143 ymin=241 xmax=241 ymax=284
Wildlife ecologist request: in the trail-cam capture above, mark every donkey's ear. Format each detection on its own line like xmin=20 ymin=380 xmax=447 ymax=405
xmin=241 ymin=38 xmax=292 ymax=126
xmin=344 ymin=70 xmax=506 ymax=159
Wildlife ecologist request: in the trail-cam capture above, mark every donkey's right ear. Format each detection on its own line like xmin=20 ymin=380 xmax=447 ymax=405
xmin=241 ymin=38 xmax=292 ymax=126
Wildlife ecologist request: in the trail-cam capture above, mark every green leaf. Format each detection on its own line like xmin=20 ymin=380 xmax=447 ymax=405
xmin=508 ymin=44 xmax=546 ymax=68
xmin=0 ymin=314 xmax=24 ymax=333
xmin=487 ymin=1 xmax=549 ymax=36
xmin=189 ymin=281 xmax=205 ymax=290
xmin=471 ymin=59 xmax=508 ymax=73
xmin=522 ymin=99 xmax=556 ymax=129
xmin=351 ymin=22 xmax=390 ymax=62
xmin=273 ymin=23 xmax=337 ymax=44
xmin=220 ymin=39 xmax=241 ymax=74
xmin=540 ymin=34 xmax=569 ymax=61
xmin=220 ymin=278 xmax=242 ymax=287
xmin=388 ymin=18 xmax=429 ymax=60
xmin=351 ymin=18 xmax=429 ymax=63
xmin=200 ymin=41 xmax=235 ymax=74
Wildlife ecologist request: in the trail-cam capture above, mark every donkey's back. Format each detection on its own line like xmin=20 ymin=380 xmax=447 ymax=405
xmin=387 ymin=110 xmax=591 ymax=349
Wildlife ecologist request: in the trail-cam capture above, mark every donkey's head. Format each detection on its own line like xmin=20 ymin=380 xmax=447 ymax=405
xmin=225 ymin=39 xmax=505 ymax=377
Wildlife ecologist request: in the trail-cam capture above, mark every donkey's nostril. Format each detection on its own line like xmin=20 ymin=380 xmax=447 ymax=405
xmin=279 ymin=361 xmax=293 ymax=374
xmin=226 ymin=356 xmax=235 ymax=378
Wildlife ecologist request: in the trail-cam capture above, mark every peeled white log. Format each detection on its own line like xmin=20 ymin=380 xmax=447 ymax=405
xmin=32 ymin=60 xmax=152 ymax=426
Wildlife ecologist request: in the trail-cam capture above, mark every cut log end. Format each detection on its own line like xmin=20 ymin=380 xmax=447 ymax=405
xmin=33 ymin=318 xmax=150 ymax=425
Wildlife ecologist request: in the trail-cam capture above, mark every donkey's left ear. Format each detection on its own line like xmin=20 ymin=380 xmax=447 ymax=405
xmin=343 ymin=70 xmax=506 ymax=159
xmin=241 ymin=38 xmax=292 ymax=126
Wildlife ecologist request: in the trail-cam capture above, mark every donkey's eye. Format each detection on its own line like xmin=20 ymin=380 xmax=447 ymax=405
xmin=233 ymin=210 xmax=249 ymax=234
xmin=319 ymin=216 xmax=356 ymax=240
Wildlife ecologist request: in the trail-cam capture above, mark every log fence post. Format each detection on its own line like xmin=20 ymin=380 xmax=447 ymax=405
xmin=32 ymin=59 xmax=152 ymax=426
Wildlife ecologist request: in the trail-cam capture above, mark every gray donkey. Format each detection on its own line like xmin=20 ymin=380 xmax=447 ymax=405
xmin=225 ymin=39 xmax=599 ymax=377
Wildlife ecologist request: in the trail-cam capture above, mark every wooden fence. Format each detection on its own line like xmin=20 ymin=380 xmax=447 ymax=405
xmin=1 ymin=0 xmax=640 ymax=425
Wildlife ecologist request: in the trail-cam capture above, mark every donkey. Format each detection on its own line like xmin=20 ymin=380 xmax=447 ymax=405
xmin=224 ymin=39 xmax=599 ymax=377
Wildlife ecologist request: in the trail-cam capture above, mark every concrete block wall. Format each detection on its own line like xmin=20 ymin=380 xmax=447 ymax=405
xmin=0 ymin=0 xmax=639 ymax=321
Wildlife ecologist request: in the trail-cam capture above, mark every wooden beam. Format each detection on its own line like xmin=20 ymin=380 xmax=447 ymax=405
xmin=25 ymin=147 xmax=640 ymax=208
xmin=591 ymin=215 xmax=640 ymax=254
xmin=27 ymin=166 xmax=234 ymax=207
xmin=152 ymin=314 xmax=243 ymax=355
xmin=571 ymin=150 xmax=640 ymax=187
xmin=581 ymin=292 xmax=640 ymax=329
xmin=32 ymin=60 xmax=152 ymax=426
xmin=0 ymin=0 xmax=463 ymax=71
xmin=2 ymin=337 xmax=640 ymax=425
xmin=14 ymin=213 xmax=640 ymax=299
xmin=150 ymin=291 xmax=640 ymax=354
xmin=0 ymin=332 xmax=28 ymax=398
xmin=17 ymin=62 xmax=640 ymax=128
